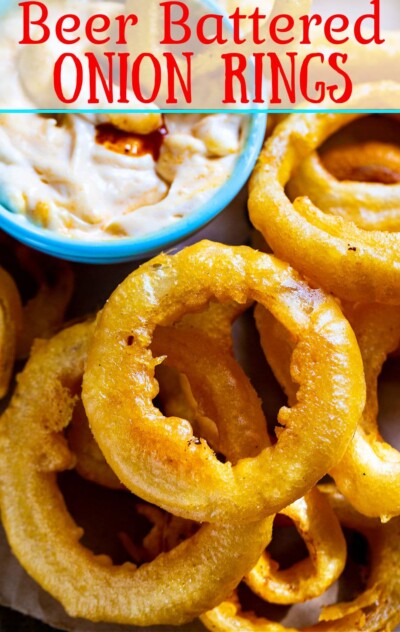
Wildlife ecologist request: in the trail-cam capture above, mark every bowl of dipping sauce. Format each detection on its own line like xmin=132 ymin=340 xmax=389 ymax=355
xmin=0 ymin=111 xmax=266 ymax=263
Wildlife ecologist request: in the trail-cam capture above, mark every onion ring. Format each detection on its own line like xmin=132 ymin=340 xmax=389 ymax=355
xmin=255 ymin=301 xmax=400 ymax=522
xmin=245 ymin=487 xmax=346 ymax=605
xmin=0 ymin=321 xmax=272 ymax=625
xmin=71 ymin=319 xmax=268 ymax=487
xmin=68 ymin=399 xmax=124 ymax=491
xmin=249 ymin=82 xmax=400 ymax=305
xmin=288 ymin=141 xmax=400 ymax=232
xmin=14 ymin=245 xmax=74 ymax=358
xmin=176 ymin=299 xmax=247 ymax=350
xmin=0 ymin=233 xmax=74 ymax=357
xmin=82 ymin=240 xmax=365 ymax=523
xmin=330 ymin=303 xmax=400 ymax=522
xmin=0 ymin=267 xmax=22 ymax=398
xmin=201 ymin=486 xmax=400 ymax=632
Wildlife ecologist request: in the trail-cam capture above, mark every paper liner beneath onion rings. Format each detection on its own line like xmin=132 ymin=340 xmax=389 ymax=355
xmin=0 ymin=321 xmax=274 ymax=625
xmin=201 ymin=486 xmax=400 ymax=632
xmin=255 ymin=302 xmax=400 ymax=523
xmin=0 ymin=267 xmax=22 ymax=398
xmin=288 ymin=141 xmax=400 ymax=232
xmin=249 ymin=82 xmax=400 ymax=305
xmin=82 ymin=240 xmax=365 ymax=524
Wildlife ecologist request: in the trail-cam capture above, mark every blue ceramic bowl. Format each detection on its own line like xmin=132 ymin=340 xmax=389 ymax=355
xmin=0 ymin=114 xmax=266 ymax=263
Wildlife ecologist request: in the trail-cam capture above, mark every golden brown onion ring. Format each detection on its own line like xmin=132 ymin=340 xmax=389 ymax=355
xmin=245 ymin=487 xmax=346 ymax=605
xmin=0 ymin=322 xmax=272 ymax=625
xmin=201 ymin=486 xmax=400 ymax=632
xmin=249 ymin=82 xmax=400 ymax=305
xmin=14 ymin=246 xmax=74 ymax=358
xmin=82 ymin=240 xmax=365 ymax=523
xmin=288 ymin=142 xmax=400 ymax=232
xmin=71 ymin=320 xmax=269 ymax=488
xmin=255 ymin=302 xmax=400 ymax=522
xmin=0 ymin=267 xmax=22 ymax=398
xmin=68 ymin=399 xmax=124 ymax=491
xmin=331 ymin=303 xmax=400 ymax=522
xmin=176 ymin=299 xmax=247 ymax=350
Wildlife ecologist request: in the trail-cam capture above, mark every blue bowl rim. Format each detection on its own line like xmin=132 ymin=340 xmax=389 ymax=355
xmin=0 ymin=112 xmax=266 ymax=263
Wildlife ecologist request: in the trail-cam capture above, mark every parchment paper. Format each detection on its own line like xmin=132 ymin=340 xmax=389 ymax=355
xmin=1 ymin=190 xmax=399 ymax=631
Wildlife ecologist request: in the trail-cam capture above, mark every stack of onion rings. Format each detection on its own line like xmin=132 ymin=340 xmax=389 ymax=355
xmin=2 ymin=87 xmax=400 ymax=629
xmin=201 ymin=486 xmax=400 ymax=632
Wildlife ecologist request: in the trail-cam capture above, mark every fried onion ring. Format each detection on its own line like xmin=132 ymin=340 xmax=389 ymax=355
xmin=330 ymin=303 xmax=400 ymax=522
xmin=201 ymin=486 xmax=400 ymax=632
xmin=0 ymin=233 xmax=74 ymax=357
xmin=0 ymin=267 xmax=22 ymax=398
xmin=71 ymin=319 xmax=268 ymax=487
xmin=82 ymin=240 xmax=365 ymax=523
xmin=249 ymin=82 xmax=400 ymax=304
xmin=245 ymin=487 xmax=346 ymax=605
xmin=0 ymin=322 xmax=272 ymax=625
xmin=68 ymin=399 xmax=124 ymax=491
xmin=288 ymin=141 xmax=400 ymax=232
xmin=255 ymin=302 xmax=400 ymax=522
xmin=14 ymin=246 xmax=74 ymax=358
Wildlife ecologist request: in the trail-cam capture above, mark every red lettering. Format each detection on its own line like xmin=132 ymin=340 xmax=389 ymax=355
xmin=299 ymin=53 xmax=325 ymax=104
xmin=222 ymin=53 xmax=249 ymax=104
xmin=55 ymin=14 xmax=80 ymax=45
xmin=86 ymin=14 xmax=111 ymax=45
xmin=268 ymin=52 xmax=296 ymax=104
xmin=115 ymin=14 xmax=138 ymax=45
xmin=53 ymin=53 xmax=82 ymax=103
xmin=160 ymin=1 xmax=191 ymax=44
xmin=327 ymin=53 xmax=353 ymax=103
xmin=86 ymin=52 xmax=114 ymax=104
xmin=117 ymin=52 xmax=130 ymax=104
xmin=249 ymin=8 xmax=267 ymax=45
xmin=269 ymin=14 xmax=295 ymax=45
xmin=253 ymin=53 xmax=266 ymax=103
xmin=131 ymin=54 xmax=161 ymax=103
xmin=354 ymin=0 xmax=385 ymax=44
xmin=164 ymin=52 xmax=192 ymax=104
xmin=196 ymin=14 xmax=227 ymax=45
xmin=324 ymin=15 xmax=349 ymax=45
xmin=230 ymin=7 xmax=247 ymax=45
xmin=19 ymin=1 xmax=49 ymax=44
xmin=298 ymin=14 xmax=322 ymax=45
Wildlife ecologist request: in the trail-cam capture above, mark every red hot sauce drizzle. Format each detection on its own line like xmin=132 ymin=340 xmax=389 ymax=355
xmin=95 ymin=121 xmax=168 ymax=161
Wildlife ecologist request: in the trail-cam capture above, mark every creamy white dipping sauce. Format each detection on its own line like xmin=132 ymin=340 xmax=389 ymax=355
xmin=0 ymin=2 xmax=246 ymax=240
